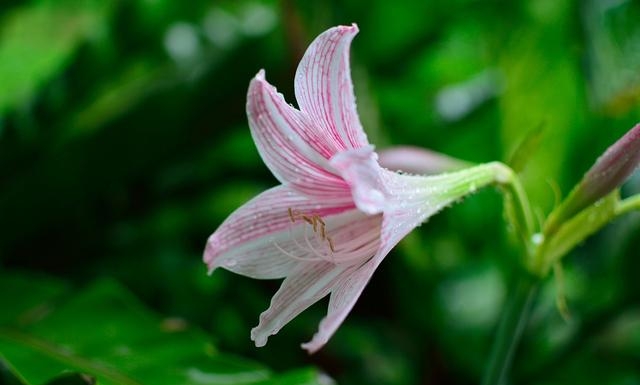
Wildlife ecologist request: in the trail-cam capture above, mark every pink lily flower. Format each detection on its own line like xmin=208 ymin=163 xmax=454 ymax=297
xmin=204 ymin=24 xmax=506 ymax=353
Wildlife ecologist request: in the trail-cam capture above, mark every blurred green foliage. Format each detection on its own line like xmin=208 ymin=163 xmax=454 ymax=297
xmin=0 ymin=272 xmax=322 ymax=385
xmin=0 ymin=0 xmax=639 ymax=384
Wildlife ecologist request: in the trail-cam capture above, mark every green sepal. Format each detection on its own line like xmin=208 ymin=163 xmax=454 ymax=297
xmin=536 ymin=190 xmax=619 ymax=274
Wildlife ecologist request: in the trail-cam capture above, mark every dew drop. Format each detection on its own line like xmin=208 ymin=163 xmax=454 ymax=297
xmin=225 ymin=259 xmax=238 ymax=267
xmin=531 ymin=233 xmax=544 ymax=245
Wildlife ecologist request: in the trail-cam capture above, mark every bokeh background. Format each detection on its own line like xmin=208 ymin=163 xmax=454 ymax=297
xmin=1 ymin=0 xmax=640 ymax=384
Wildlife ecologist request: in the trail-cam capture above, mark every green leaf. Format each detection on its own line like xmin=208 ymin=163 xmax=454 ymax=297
xmin=43 ymin=372 xmax=96 ymax=385
xmin=498 ymin=5 xmax=586 ymax=213
xmin=506 ymin=123 xmax=545 ymax=174
xmin=0 ymin=273 xmax=326 ymax=385
xmin=0 ymin=273 xmax=69 ymax=326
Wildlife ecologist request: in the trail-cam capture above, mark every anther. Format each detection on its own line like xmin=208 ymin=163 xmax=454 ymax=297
xmin=302 ymin=215 xmax=314 ymax=225
xmin=285 ymin=208 xmax=335 ymax=255
xmin=327 ymin=237 xmax=335 ymax=252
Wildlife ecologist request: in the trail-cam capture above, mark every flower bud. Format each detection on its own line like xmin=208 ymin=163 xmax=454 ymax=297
xmin=545 ymin=123 xmax=640 ymax=234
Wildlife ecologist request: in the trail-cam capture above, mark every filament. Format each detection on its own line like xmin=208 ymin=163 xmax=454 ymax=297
xmin=272 ymin=208 xmax=381 ymax=265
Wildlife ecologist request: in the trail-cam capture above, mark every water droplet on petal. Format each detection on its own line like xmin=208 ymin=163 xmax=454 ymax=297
xmin=225 ymin=259 xmax=238 ymax=267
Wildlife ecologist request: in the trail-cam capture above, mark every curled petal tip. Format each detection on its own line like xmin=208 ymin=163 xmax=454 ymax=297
xmin=250 ymin=327 xmax=269 ymax=347
xmin=332 ymin=24 xmax=359 ymax=38
xmin=301 ymin=337 xmax=326 ymax=354
xmin=203 ymin=239 xmax=216 ymax=265
xmin=331 ymin=146 xmax=387 ymax=215
xmin=341 ymin=23 xmax=358 ymax=32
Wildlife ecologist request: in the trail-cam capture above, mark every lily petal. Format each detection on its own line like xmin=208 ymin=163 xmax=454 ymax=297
xmin=294 ymin=24 xmax=369 ymax=152
xmin=204 ymin=185 xmax=354 ymax=279
xmin=247 ymin=71 xmax=349 ymax=197
xmin=251 ymin=261 xmax=348 ymax=347
xmin=301 ymin=257 xmax=378 ymax=353
xmin=378 ymin=146 xmax=473 ymax=175
xmin=330 ymin=146 xmax=387 ymax=215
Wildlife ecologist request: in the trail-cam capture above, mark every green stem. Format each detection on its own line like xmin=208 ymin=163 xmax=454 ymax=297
xmin=436 ymin=162 xmax=542 ymax=385
xmin=478 ymin=163 xmax=539 ymax=385
xmin=482 ymin=278 xmax=539 ymax=385
xmin=615 ymin=194 xmax=640 ymax=216
xmin=479 ymin=171 xmax=639 ymax=385
xmin=494 ymin=163 xmax=536 ymax=253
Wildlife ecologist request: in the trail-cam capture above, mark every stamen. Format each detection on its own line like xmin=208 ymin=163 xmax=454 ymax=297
xmin=302 ymin=225 xmax=333 ymax=262
xmin=302 ymin=215 xmax=314 ymax=225
xmin=278 ymin=208 xmax=337 ymax=262
xmin=273 ymin=241 xmax=315 ymax=262
xmin=327 ymin=236 xmax=335 ymax=252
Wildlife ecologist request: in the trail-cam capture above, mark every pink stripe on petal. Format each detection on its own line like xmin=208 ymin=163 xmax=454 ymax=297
xmin=301 ymin=257 xmax=378 ymax=353
xmin=247 ymin=72 xmax=350 ymax=197
xmin=294 ymin=24 xmax=370 ymax=152
xmin=204 ymin=185 xmax=355 ymax=279
xmin=251 ymin=261 xmax=348 ymax=347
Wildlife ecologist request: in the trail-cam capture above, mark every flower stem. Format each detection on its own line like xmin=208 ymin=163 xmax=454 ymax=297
xmin=480 ymin=163 xmax=539 ymax=385
xmin=482 ymin=277 xmax=539 ymax=385
xmin=492 ymin=163 xmax=536 ymax=251
xmin=615 ymin=194 xmax=640 ymax=216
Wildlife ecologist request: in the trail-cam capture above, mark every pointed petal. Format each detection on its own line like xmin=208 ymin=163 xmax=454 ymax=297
xmin=204 ymin=185 xmax=354 ymax=279
xmin=251 ymin=261 xmax=347 ymax=347
xmin=294 ymin=24 xmax=369 ymax=151
xmin=247 ymin=71 xmax=349 ymax=197
xmin=301 ymin=257 xmax=379 ymax=353
xmin=330 ymin=146 xmax=387 ymax=215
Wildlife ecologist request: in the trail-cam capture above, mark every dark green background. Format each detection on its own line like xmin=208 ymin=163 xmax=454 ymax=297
xmin=1 ymin=0 xmax=639 ymax=384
